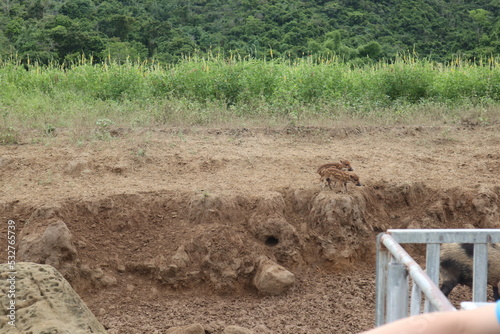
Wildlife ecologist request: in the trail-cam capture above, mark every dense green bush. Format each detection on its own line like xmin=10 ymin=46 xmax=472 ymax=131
xmin=2 ymin=56 xmax=500 ymax=129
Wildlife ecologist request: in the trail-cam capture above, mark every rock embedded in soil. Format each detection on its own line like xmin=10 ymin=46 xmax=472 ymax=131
xmin=0 ymin=262 xmax=106 ymax=334
xmin=90 ymin=267 xmax=118 ymax=288
xmin=223 ymin=325 xmax=255 ymax=334
xmin=64 ymin=159 xmax=90 ymax=177
xmin=166 ymin=323 xmax=205 ymax=334
xmin=171 ymin=244 xmax=191 ymax=268
xmin=17 ymin=220 xmax=78 ymax=278
xmin=253 ymin=257 xmax=295 ymax=295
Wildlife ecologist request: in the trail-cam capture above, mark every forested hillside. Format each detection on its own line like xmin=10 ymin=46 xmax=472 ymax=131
xmin=0 ymin=0 xmax=499 ymax=64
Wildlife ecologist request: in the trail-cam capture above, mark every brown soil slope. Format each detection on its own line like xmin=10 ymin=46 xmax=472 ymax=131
xmin=1 ymin=124 xmax=499 ymax=333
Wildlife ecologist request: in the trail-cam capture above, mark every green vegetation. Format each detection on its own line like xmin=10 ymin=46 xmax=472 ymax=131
xmin=1 ymin=1 xmax=498 ymax=145
xmin=1 ymin=55 xmax=499 ymax=137
xmin=1 ymin=0 xmax=500 ymax=64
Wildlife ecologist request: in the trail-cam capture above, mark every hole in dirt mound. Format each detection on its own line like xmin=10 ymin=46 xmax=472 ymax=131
xmin=265 ymin=236 xmax=279 ymax=247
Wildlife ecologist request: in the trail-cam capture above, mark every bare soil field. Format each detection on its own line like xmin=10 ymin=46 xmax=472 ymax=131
xmin=1 ymin=123 xmax=499 ymax=333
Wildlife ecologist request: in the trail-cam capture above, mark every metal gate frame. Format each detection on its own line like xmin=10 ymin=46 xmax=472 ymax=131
xmin=375 ymin=229 xmax=500 ymax=326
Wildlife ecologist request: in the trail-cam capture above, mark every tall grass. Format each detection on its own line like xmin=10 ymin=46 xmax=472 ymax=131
xmin=1 ymin=54 xmax=500 ymax=136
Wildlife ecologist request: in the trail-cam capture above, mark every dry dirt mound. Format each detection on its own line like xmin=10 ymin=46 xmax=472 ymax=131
xmin=0 ymin=124 xmax=499 ymax=333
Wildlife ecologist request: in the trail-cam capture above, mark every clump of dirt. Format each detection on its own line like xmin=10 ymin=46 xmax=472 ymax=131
xmin=309 ymin=191 xmax=370 ymax=263
xmin=1 ymin=124 xmax=499 ymax=333
xmin=17 ymin=219 xmax=78 ymax=278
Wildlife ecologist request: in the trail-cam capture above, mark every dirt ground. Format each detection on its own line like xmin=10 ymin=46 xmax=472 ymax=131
xmin=1 ymin=122 xmax=499 ymax=333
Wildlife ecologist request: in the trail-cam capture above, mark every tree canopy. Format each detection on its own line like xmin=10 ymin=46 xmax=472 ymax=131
xmin=1 ymin=0 xmax=499 ymax=64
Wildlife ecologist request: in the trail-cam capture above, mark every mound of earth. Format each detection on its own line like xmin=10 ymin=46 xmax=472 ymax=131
xmin=0 ymin=124 xmax=499 ymax=333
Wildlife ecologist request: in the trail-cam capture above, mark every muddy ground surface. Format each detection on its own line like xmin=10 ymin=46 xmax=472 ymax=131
xmin=0 ymin=123 xmax=499 ymax=333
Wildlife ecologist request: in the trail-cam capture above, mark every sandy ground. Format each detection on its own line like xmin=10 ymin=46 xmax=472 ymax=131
xmin=0 ymin=123 xmax=499 ymax=333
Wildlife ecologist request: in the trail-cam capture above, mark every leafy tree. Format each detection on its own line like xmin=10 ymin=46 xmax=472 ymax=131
xmin=15 ymin=24 xmax=56 ymax=62
xmin=307 ymin=39 xmax=322 ymax=54
xmin=96 ymin=0 xmax=123 ymax=17
xmin=324 ymin=31 xmax=341 ymax=53
xmin=243 ymin=15 xmax=265 ymax=37
xmin=135 ymin=19 xmax=173 ymax=56
xmin=61 ymin=0 xmax=96 ymax=19
xmin=155 ymin=35 xmax=196 ymax=62
xmin=102 ymin=38 xmax=148 ymax=62
xmin=1 ymin=0 xmax=498 ymax=63
xmin=357 ymin=41 xmax=381 ymax=59
xmin=26 ymin=0 xmax=45 ymax=20
xmin=0 ymin=30 xmax=13 ymax=57
xmin=5 ymin=17 xmax=23 ymax=41
xmin=45 ymin=15 xmax=106 ymax=60
xmin=98 ymin=14 xmax=135 ymax=40
xmin=469 ymin=8 xmax=493 ymax=36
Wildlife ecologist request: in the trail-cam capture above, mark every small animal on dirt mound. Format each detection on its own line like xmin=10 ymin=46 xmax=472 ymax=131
xmin=318 ymin=167 xmax=362 ymax=192
xmin=440 ymin=243 xmax=500 ymax=301
xmin=316 ymin=159 xmax=354 ymax=174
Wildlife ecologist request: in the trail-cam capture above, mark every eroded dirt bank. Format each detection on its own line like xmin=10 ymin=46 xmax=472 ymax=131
xmin=0 ymin=125 xmax=499 ymax=333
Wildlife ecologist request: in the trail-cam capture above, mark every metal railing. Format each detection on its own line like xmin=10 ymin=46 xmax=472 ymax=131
xmin=375 ymin=229 xmax=500 ymax=327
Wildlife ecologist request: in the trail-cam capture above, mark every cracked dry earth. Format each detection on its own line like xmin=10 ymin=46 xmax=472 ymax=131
xmin=1 ymin=123 xmax=499 ymax=333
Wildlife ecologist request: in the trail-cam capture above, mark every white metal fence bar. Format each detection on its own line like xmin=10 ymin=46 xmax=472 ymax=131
xmin=410 ymin=282 xmax=421 ymax=316
xmin=375 ymin=233 xmax=391 ymax=326
xmin=386 ymin=229 xmax=500 ymax=243
xmin=424 ymin=243 xmax=440 ymax=312
xmin=376 ymin=229 xmax=500 ymax=327
xmin=381 ymin=234 xmax=455 ymax=313
xmin=390 ymin=229 xmax=500 ymax=303
xmin=386 ymin=263 xmax=408 ymax=323
xmin=473 ymin=243 xmax=488 ymax=302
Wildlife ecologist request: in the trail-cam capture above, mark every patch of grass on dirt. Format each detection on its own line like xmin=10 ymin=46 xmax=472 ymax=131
xmin=0 ymin=126 xmax=19 ymax=145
